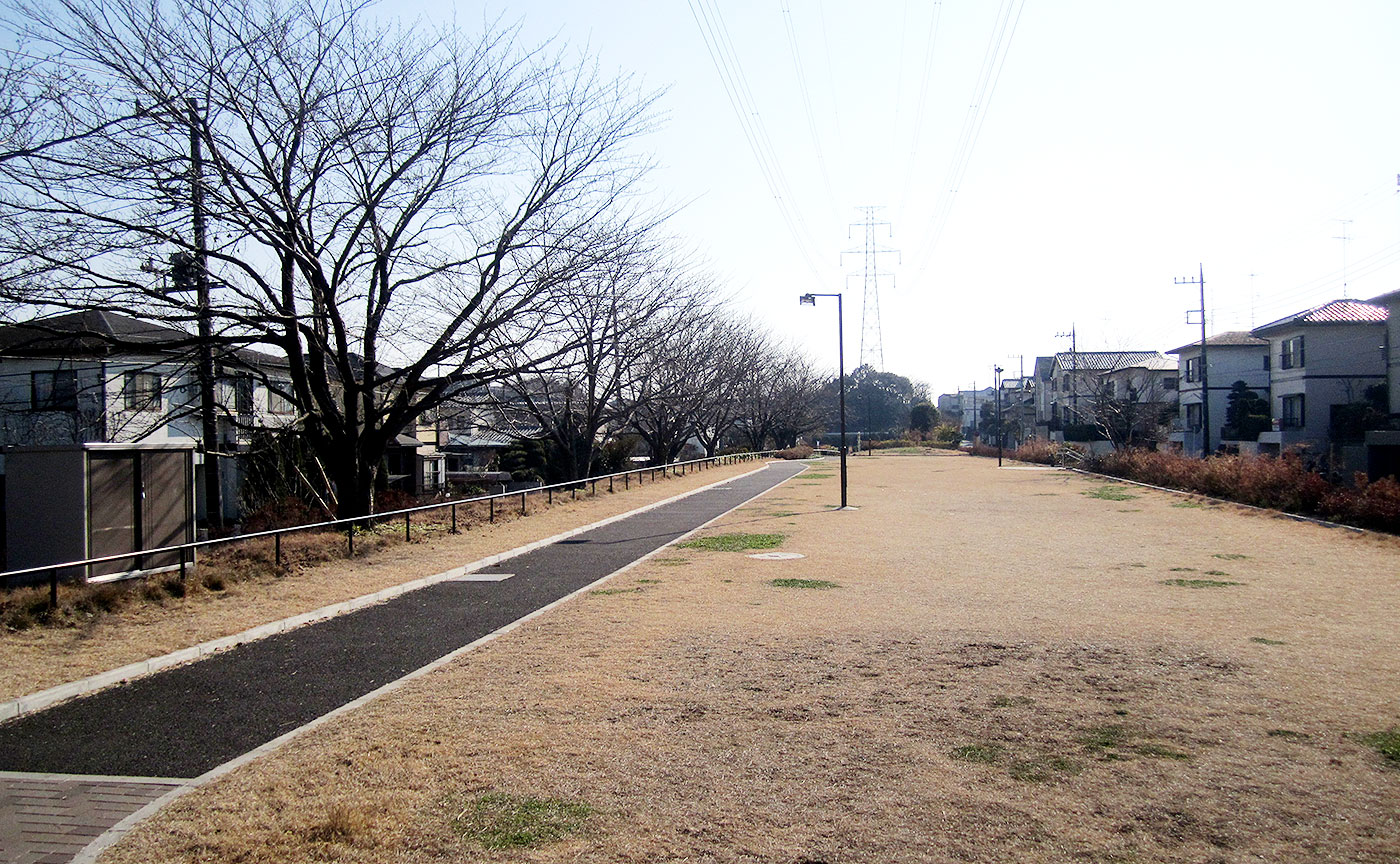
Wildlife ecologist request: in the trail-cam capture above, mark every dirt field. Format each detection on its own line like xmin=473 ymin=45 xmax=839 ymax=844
xmin=104 ymin=452 xmax=1400 ymax=863
xmin=0 ymin=460 xmax=759 ymax=703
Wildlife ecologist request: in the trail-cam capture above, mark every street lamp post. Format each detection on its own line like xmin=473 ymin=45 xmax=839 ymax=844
xmin=800 ymin=292 xmax=847 ymax=509
xmin=993 ymin=365 xmax=1004 ymax=467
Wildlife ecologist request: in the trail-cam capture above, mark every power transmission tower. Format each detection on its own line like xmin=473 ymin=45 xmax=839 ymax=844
xmin=841 ymin=206 xmax=899 ymax=370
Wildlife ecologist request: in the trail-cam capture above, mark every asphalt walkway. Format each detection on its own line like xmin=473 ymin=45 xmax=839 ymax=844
xmin=0 ymin=461 xmax=804 ymax=862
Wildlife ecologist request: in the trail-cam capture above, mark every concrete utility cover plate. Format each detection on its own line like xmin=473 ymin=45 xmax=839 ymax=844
xmin=747 ymin=552 xmax=805 ymax=560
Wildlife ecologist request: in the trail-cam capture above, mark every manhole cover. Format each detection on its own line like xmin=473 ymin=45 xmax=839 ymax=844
xmin=747 ymin=552 xmax=806 ymax=560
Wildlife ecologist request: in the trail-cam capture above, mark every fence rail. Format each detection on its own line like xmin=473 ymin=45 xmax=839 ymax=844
xmin=2 ymin=451 xmax=778 ymax=609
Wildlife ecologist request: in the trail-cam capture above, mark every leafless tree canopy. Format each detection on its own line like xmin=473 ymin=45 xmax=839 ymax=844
xmin=1 ymin=0 xmax=661 ymax=515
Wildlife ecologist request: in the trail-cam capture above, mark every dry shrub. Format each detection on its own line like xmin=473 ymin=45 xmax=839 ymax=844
xmin=305 ymin=802 xmax=373 ymax=844
xmin=242 ymin=496 xmax=330 ymax=532
xmin=775 ymin=445 xmax=814 ymax=460
xmin=1084 ymin=448 xmax=1400 ymax=533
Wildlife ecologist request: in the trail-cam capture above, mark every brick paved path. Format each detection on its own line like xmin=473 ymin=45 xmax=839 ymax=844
xmin=0 ymin=773 xmax=180 ymax=864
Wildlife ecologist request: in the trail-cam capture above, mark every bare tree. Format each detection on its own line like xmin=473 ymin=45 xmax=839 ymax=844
xmin=732 ymin=344 xmax=823 ymax=450
xmin=498 ymin=253 xmax=698 ymax=480
xmin=1 ymin=0 xmax=659 ymax=516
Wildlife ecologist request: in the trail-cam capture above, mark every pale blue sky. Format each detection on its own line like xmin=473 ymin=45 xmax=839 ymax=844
xmin=319 ymin=2 xmax=1400 ymax=391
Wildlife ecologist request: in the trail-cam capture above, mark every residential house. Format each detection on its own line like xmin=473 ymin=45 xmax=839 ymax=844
xmin=0 ymin=310 xmax=293 ymax=522
xmin=1167 ymin=331 xmax=1270 ymax=456
xmin=1045 ymin=351 xmax=1175 ymax=440
xmin=1251 ymin=299 xmax=1387 ymax=466
xmin=1096 ymin=355 xmax=1180 ymax=448
xmin=1364 ymin=289 xmax=1400 ymax=479
xmin=1030 ymin=355 xmax=1056 ymax=438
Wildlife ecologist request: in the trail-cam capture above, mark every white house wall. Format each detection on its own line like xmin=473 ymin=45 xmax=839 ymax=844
xmin=1174 ymin=345 xmax=1270 ymax=454
xmin=1266 ymin=323 xmax=1386 ymax=447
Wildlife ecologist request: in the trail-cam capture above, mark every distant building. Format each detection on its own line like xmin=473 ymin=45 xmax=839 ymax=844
xmin=1167 ymin=331 xmax=1270 ymax=456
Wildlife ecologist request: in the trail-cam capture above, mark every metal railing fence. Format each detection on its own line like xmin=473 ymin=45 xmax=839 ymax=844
xmin=2 ymin=451 xmax=779 ymax=609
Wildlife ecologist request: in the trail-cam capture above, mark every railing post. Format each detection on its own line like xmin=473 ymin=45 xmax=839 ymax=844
xmin=520 ymin=491 xmax=527 ymax=516
xmin=571 ymin=485 xmax=576 ymax=500
xmin=548 ymin=487 xmax=553 ymax=506
xmin=489 ymin=496 xmax=495 ymax=523
xmin=591 ymin=479 xmax=596 ymax=496
xmin=347 ymin=523 xmax=354 ymax=557
xmin=405 ymin=512 xmax=411 ymax=542
xmin=451 ymin=503 xmax=458 ymax=534
xmin=609 ymin=475 xmax=614 ymax=493
xmin=624 ymin=472 xmax=629 ymax=490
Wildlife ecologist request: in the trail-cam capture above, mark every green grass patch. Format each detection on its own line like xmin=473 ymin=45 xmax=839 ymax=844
xmin=1168 ymin=567 xmax=1196 ymax=572
xmin=768 ymin=578 xmax=838 ymax=590
xmin=636 ymin=578 xmax=660 ymax=584
xmin=1171 ymin=500 xmax=1205 ymax=509
xmin=1267 ymin=729 xmax=1310 ymax=739
xmin=991 ymin=695 xmax=1035 ymax=708
xmin=1008 ymin=756 xmax=1084 ymax=782
xmin=679 ymin=533 xmax=786 ymax=552
xmin=1117 ymin=508 xmax=1143 ymax=513
xmin=1213 ymin=553 xmax=1249 ymax=560
xmin=590 ymin=587 xmax=642 ymax=596
xmin=1083 ymin=485 xmax=1138 ymax=501
xmin=950 ymin=743 xmax=1003 ymax=764
xmin=1250 ymin=636 xmax=1287 ymax=645
xmin=801 ymin=472 xmax=835 ymax=479
xmin=1203 ymin=570 xmax=1231 ymax=576
xmin=1079 ymin=724 xmax=1130 ymax=750
xmin=450 ymin=793 xmax=591 ymax=850
xmin=768 ymin=511 xmax=799 ymax=517
xmin=1361 ymin=729 xmax=1400 ymax=764
xmin=1160 ymin=578 xmax=1242 ymax=588
xmin=653 ymin=557 xmax=690 ymax=567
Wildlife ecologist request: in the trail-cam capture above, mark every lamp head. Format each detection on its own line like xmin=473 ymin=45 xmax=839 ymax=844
xmin=799 ymin=293 xmax=816 ymax=306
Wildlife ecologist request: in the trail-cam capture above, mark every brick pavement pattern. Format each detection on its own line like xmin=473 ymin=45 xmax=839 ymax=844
xmin=0 ymin=774 xmax=181 ymax=864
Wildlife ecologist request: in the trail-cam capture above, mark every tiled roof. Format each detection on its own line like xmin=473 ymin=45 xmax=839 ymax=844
xmin=1253 ymin=299 xmax=1387 ymax=333
xmin=0 ymin=310 xmax=287 ymax=367
xmin=1167 ymin=331 xmax=1268 ymax=354
xmin=1052 ymin=351 xmax=1171 ymax=372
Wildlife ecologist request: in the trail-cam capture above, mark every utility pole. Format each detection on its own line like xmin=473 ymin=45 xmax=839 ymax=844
xmin=994 ymin=365 xmax=1004 ymax=466
xmin=1333 ymin=220 xmax=1352 ymax=299
xmin=1055 ymin=325 xmax=1077 ymax=424
xmin=188 ymin=98 xmax=223 ymax=533
xmin=1177 ymin=264 xmax=1209 ymax=456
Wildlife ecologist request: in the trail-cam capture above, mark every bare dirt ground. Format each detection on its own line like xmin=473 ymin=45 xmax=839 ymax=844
xmin=0 ymin=461 xmax=757 ymax=702
xmin=104 ymin=452 xmax=1400 ymax=863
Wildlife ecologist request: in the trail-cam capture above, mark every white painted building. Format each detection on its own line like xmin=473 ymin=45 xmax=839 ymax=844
xmin=1251 ymin=299 xmax=1387 ymax=461
xmin=1167 ymin=331 xmax=1270 ymax=456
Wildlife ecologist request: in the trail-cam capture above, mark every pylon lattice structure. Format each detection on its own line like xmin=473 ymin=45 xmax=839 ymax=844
xmin=845 ymin=206 xmax=899 ymax=370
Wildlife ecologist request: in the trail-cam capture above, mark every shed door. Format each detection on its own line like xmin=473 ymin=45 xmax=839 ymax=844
xmin=141 ymin=450 xmax=189 ymax=568
xmin=88 ymin=453 xmax=138 ymax=576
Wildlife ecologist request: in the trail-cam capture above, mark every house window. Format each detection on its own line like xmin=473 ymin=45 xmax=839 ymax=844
xmin=1164 ymin=376 xmax=1178 ymax=391
xmin=267 ymin=381 xmax=294 ymax=415
xmin=1281 ymin=394 xmax=1305 ymax=429
xmin=1281 ymin=336 xmax=1304 ymax=370
xmin=31 ymin=370 xmax=78 ymax=411
xmin=1184 ymin=356 xmax=1201 ymax=383
xmin=234 ymin=375 xmax=254 ymax=415
xmin=1263 ymin=354 xmax=1270 ymax=371
xmin=1185 ymin=402 xmax=1202 ymax=432
xmin=123 ymin=371 xmax=162 ymax=412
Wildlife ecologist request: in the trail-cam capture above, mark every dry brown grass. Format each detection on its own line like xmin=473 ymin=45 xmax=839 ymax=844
xmin=0 ymin=461 xmax=758 ymax=702
xmin=103 ymin=452 xmax=1400 ymax=863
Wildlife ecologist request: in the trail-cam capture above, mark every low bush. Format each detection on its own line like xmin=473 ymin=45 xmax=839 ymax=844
xmin=1078 ymin=448 xmax=1400 ymax=534
xmin=774 ymin=445 xmax=814 ymax=460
